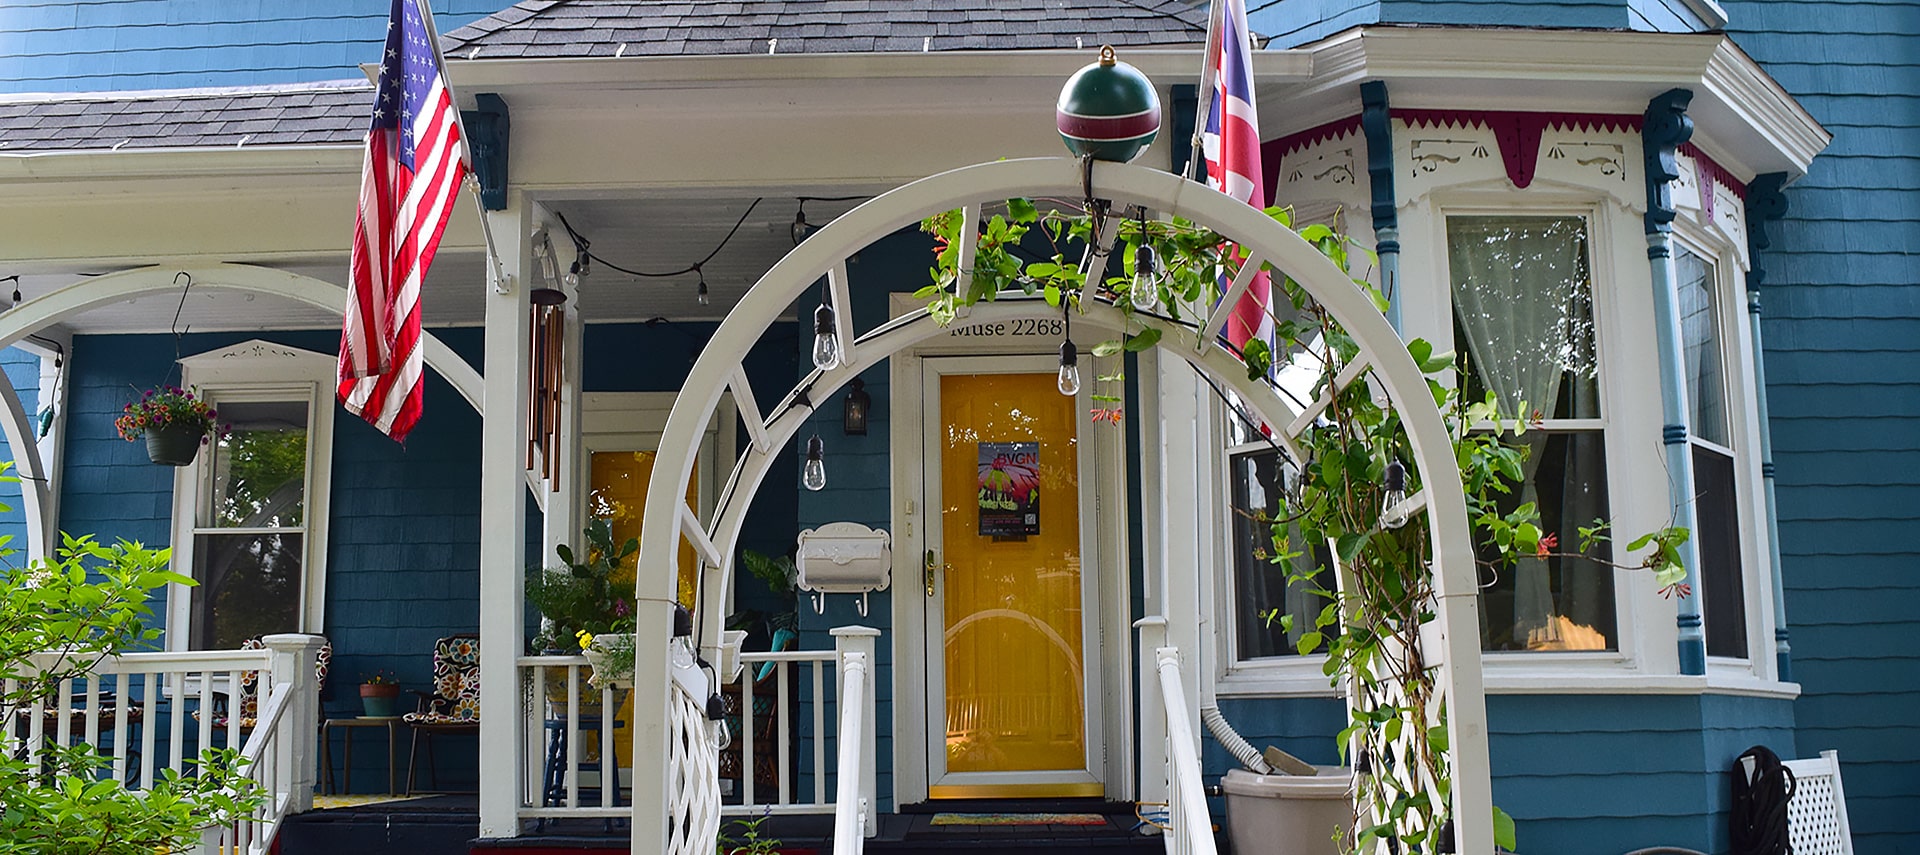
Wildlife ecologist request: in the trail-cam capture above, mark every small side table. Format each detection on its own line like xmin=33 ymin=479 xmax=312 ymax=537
xmin=322 ymin=716 xmax=403 ymax=795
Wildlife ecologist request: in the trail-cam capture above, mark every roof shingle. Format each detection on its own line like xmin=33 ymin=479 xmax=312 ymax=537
xmin=0 ymin=82 xmax=369 ymax=153
xmin=440 ymin=0 xmax=1208 ymax=59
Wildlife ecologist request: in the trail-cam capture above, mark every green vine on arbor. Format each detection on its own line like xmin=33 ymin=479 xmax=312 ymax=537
xmin=919 ymin=198 xmax=1689 ymax=854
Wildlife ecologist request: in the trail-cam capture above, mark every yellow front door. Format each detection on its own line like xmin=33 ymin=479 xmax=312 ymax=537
xmin=925 ymin=364 xmax=1101 ymax=798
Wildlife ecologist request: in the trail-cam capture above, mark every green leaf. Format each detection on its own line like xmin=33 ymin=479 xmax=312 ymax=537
xmin=1298 ymin=223 xmax=1335 ymax=243
xmin=1123 ymin=327 xmax=1162 ymax=352
xmin=1336 ymin=532 xmax=1370 ymax=563
xmin=1090 ymin=339 xmax=1124 ymax=358
xmin=1492 ymin=806 xmax=1517 ymax=851
xmin=1006 ymin=197 xmax=1038 ymax=223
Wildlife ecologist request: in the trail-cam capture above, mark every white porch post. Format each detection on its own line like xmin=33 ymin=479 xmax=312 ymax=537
xmin=261 ymin=633 xmax=324 ymax=814
xmin=478 ymin=192 xmax=532 ymax=839
xmin=831 ymin=626 xmax=880 ymax=837
xmin=1133 ymin=616 xmax=1168 ymax=813
xmin=1154 ymin=354 xmax=1207 ymax=713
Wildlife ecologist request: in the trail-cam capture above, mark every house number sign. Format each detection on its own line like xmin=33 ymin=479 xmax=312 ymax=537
xmin=948 ymin=318 xmax=1066 ymax=338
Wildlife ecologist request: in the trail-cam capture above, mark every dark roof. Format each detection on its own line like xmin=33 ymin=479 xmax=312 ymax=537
xmin=441 ymin=0 xmax=1209 ymax=59
xmin=0 ymin=82 xmax=369 ymax=154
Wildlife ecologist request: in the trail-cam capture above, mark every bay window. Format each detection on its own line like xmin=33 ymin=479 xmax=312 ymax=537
xmin=1446 ymin=215 xmax=1617 ymax=652
xmin=1675 ymin=245 xmax=1748 ymax=659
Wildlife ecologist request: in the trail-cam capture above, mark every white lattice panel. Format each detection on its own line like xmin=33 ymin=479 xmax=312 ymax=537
xmin=665 ymin=681 xmax=722 ymax=855
xmin=1784 ymin=751 xmax=1853 ymax=855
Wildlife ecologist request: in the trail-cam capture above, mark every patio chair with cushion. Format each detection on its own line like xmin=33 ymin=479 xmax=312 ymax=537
xmin=402 ymin=633 xmax=479 ymax=794
xmin=197 ymin=636 xmax=334 ymax=731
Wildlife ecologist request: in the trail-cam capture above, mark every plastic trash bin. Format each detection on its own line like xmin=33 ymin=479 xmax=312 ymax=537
xmin=1222 ymin=767 xmax=1353 ymax=855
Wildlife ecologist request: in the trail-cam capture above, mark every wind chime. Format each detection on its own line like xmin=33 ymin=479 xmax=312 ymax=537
xmin=527 ymin=285 xmax=567 ymax=488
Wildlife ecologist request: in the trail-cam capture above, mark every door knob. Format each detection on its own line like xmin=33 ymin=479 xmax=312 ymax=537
xmin=924 ymin=549 xmax=937 ymax=597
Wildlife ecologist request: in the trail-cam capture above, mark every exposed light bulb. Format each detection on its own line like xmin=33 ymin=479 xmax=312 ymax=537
xmin=811 ymin=304 xmax=840 ymax=370
xmin=696 ymin=274 xmax=710 ymax=306
xmin=791 ymin=205 xmax=813 ymax=245
xmin=803 ymin=434 xmax=827 ymax=491
xmin=1380 ymin=458 xmax=1410 ymax=529
xmin=1057 ymin=340 xmax=1080 ymax=396
xmin=562 ymin=271 xmax=580 ymax=289
xmin=1131 ymin=242 xmax=1160 ymax=310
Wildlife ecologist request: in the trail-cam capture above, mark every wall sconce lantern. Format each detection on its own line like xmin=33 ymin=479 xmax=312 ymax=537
xmin=843 ymin=377 xmax=871 ymax=436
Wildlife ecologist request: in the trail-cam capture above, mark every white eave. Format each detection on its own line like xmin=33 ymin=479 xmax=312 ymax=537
xmin=1280 ymin=26 xmax=1829 ymax=180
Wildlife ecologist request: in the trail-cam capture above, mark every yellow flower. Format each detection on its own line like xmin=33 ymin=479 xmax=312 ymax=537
xmin=575 ymin=630 xmax=593 ymax=650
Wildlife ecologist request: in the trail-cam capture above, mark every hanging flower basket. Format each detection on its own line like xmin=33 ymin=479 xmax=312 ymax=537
xmin=144 ymin=423 xmax=204 ymax=466
xmin=116 ymin=386 xmax=227 ymax=467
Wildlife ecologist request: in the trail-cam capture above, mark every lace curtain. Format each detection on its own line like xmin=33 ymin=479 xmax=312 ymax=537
xmin=1448 ymin=216 xmax=1610 ymax=649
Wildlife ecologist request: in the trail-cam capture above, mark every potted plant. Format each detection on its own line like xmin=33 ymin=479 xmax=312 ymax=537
xmin=115 ymin=386 xmax=227 ymax=466
xmin=358 ymin=671 xmax=401 ymax=718
xmin=525 ymin=518 xmax=640 ymax=694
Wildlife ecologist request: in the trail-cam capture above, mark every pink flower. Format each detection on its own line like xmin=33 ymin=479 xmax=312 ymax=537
xmin=1535 ymin=532 xmax=1558 ymax=558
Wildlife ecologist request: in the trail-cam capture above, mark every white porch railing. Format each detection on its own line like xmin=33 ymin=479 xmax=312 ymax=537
xmin=829 ymin=641 xmax=872 ymax=855
xmin=1137 ymin=618 xmax=1218 ymax=855
xmin=4 ymin=634 xmax=322 ymax=855
xmin=512 ymin=626 xmax=879 ymax=833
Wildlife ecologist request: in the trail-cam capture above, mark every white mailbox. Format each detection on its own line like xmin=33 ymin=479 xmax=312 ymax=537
xmin=796 ymin=522 xmax=892 ymax=616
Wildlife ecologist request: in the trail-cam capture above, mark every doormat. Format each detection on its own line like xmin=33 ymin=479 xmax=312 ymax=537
xmin=930 ymin=812 xmax=1108 ymax=827
xmin=310 ymin=793 xmax=431 ymax=810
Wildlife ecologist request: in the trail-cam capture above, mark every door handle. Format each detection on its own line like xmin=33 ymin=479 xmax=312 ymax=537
xmin=924 ymin=549 xmax=937 ymax=597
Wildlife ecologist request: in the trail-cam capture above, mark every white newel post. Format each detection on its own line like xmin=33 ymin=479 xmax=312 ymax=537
xmin=478 ymin=193 xmax=533 ymax=839
xmin=832 ymin=626 xmax=880 ymax=837
xmin=1134 ymin=616 xmax=1168 ymax=814
xmin=262 ymin=633 xmax=323 ymax=814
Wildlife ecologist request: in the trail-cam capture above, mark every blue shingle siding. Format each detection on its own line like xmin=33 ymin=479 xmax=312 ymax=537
xmin=0 ymin=1 xmax=499 ymax=94
xmin=1249 ymin=1 xmax=1383 ymax=49
xmin=0 ymin=347 xmax=43 ymax=560
xmin=791 ymin=230 xmax=927 ymax=811
xmin=1722 ymin=1 xmax=1920 ymax=850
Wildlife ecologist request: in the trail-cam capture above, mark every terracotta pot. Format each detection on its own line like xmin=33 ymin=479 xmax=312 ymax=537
xmin=359 ymin=682 xmax=401 ymax=718
xmin=145 ymin=423 xmax=204 ymax=467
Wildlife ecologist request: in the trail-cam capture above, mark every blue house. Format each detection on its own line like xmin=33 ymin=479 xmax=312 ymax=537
xmin=0 ymin=1 xmax=1910 ymax=853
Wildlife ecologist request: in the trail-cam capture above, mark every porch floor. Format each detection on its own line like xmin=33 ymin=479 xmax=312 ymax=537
xmin=278 ymin=796 xmax=1172 ymax=855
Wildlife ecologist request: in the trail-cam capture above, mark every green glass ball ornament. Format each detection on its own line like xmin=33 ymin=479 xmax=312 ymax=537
xmin=1056 ymin=45 xmax=1162 ymax=163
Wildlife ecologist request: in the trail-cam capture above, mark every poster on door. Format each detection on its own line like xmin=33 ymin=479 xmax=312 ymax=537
xmin=977 ymin=441 xmax=1040 ymax=537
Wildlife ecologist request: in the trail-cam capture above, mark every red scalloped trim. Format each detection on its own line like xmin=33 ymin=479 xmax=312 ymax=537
xmin=1396 ymin=109 xmax=1641 ymax=189
xmin=1260 ymin=115 xmax=1361 ymax=206
xmin=1679 ymin=141 xmax=1747 ymax=224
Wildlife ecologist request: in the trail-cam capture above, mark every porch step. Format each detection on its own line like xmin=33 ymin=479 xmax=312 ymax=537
xmin=280 ymin=795 xmax=480 ymax=855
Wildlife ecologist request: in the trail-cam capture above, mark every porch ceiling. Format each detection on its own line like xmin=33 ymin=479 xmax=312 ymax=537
xmin=6 ymin=192 xmax=868 ymax=337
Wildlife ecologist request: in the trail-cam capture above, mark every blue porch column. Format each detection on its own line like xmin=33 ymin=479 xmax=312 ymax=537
xmin=1743 ymin=172 xmax=1794 ymax=681
xmin=1641 ymin=88 xmax=1708 ymax=675
xmin=1359 ymin=81 xmax=1401 ymax=332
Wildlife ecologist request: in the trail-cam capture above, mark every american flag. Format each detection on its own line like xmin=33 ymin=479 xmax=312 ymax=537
xmin=339 ymin=0 xmax=467 ymax=442
xmin=1201 ymin=0 xmax=1271 ymax=354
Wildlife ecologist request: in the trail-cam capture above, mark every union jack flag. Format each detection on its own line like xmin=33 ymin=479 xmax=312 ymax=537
xmin=339 ymin=0 xmax=466 ymax=442
xmin=1201 ymin=0 xmax=1272 ymax=355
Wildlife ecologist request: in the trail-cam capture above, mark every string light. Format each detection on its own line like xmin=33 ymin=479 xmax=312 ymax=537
xmin=811 ymin=303 xmax=840 ymax=370
xmin=1130 ymin=210 xmax=1160 ymax=310
xmin=804 ymin=434 xmax=827 ymax=491
xmin=1380 ymin=458 xmax=1410 ymax=529
xmin=695 ymin=266 xmax=710 ymax=306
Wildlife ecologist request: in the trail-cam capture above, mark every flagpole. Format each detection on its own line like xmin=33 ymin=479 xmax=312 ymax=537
xmin=411 ymin=0 xmax=513 ymax=295
xmin=1185 ymin=0 xmax=1224 ymax=183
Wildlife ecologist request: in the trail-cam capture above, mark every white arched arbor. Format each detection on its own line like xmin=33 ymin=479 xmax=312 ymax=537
xmin=632 ymin=157 xmax=1491 ymax=853
xmin=0 ymin=262 xmax=485 ymax=561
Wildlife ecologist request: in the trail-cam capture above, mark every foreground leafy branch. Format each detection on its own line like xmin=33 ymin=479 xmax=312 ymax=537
xmin=1 ymin=514 xmax=265 ymax=855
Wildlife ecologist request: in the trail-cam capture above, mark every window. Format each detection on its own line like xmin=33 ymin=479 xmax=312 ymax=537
xmin=166 ymin=341 xmax=335 ymax=651
xmin=1675 ymin=246 xmax=1747 ymax=659
xmin=1447 ymin=215 xmax=1617 ymax=652
xmin=1226 ymin=446 xmax=1334 ymax=659
xmin=189 ymin=400 xmax=310 ymax=649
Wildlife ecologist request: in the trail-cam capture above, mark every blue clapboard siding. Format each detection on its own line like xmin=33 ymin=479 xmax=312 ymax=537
xmin=1208 ymin=694 xmax=1794 ymax=854
xmin=0 ymin=347 xmax=42 ymax=562
xmin=1249 ymin=0 xmax=1713 ymax=49
xmin=1723 ymin=1 xmax=1920 ymax=851
xmin=55 ymin=321 xmax=796 ymax=792
xmin=0 ymin=1 xmax=499 ymax=94
xmin=791 ymin=228 xmax=930 ymax=811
